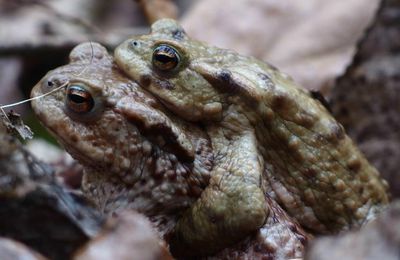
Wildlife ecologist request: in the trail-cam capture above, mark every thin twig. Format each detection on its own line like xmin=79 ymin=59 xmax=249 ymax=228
xmin=0 ymin=82 xmax=67 ymax=110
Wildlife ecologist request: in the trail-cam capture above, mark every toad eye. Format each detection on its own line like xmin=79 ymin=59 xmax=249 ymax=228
xmin=66 ymin=84 xmax=94 ymax=113
xmin=152 ymin=44 xmax=180 ymax=71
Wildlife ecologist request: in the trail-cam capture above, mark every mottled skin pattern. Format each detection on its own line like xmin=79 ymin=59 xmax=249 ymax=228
xmin=31 ymin=43 xmax=308 ymax=258
xmin=115 ymin=19 xmax=389 ymax=256
xmin=30 ymin=43 xmax=213 ymax=236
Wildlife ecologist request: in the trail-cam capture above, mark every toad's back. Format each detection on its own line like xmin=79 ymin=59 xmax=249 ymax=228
xmin=114 ymin=18 xmax=388 ymax=235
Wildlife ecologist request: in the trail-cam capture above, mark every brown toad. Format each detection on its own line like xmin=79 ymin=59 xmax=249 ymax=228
xmin=30 ymin=42 xmax=308 ymax=258
xmin=30 ymin=42 xmax=213 ymax=234
xmin=114 ymin=19 xmax=389 ymax=255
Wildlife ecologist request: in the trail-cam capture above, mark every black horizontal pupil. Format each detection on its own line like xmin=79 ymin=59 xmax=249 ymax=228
xmin=66 ymin=85 xmax=95 ymax=113
xmin=68 ymin=93 xmax=86 ymax=103
xmin=155 ymin=53 xmax=174 ymax=63
xmin=68 ymin=86 xmax=88 ymax=103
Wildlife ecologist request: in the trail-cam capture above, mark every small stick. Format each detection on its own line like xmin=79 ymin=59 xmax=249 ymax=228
xmin=0 ymin=40 xmax=95 ymax=110
xmin=0 ymin=82 xmax=67 ymax=110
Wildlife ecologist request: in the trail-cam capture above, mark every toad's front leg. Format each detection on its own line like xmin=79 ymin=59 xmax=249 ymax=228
xmin=169 ymin=125 xmax=268 ymax=257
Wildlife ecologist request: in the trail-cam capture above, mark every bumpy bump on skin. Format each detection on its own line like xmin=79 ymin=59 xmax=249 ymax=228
xmin=114 ymin=18 xmax=388 ymax=248
xmin=31 ymin=17 xmax=389 ymax=259
xmin=31 ymin=42 xmax=213 ymax=237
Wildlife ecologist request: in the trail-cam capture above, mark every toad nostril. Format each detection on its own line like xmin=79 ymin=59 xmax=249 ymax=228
xmin=129 ymin=40 xmax=140 ymax=49
xmin=47 ymin=81 xmax=54 ymax=87
xmin=45 ymin=75 xmax=68 ymax=90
